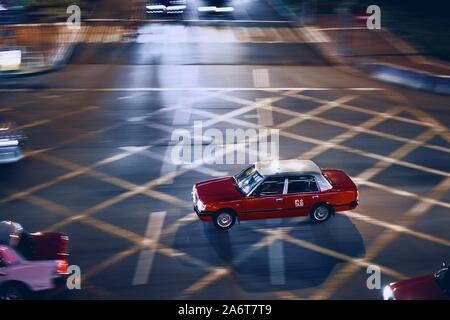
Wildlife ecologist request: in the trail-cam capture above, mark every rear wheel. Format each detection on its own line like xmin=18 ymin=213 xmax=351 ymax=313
xmin=213 ymin=210 xmax=236 ymax=230
xmin=0 ymin=283 xmax=29 ymax=300
xmin=310 ymin=204 xmax=333 ymax=223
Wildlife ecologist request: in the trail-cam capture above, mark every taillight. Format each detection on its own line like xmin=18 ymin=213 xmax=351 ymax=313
xmin=56 ymin=260 xmax=69 ymax=274
xmin=59 ymin=235 xmax=69 ymax=254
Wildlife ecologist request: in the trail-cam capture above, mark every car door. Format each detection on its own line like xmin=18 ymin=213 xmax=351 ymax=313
xmin=240 ymin=176 xmax=287 ymax=220
xmin=283 ymin=175 xmax=321 ymax=216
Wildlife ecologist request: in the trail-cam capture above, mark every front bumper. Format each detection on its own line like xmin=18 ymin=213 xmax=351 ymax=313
xmin=193 ymin=205 xmax=214 ymax=221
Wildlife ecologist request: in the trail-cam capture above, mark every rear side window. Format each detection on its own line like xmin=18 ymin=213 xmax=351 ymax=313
xmin=287 ymin=176 xmax=319 ymax=194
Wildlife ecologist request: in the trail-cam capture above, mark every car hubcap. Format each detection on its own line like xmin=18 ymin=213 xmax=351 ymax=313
xmin=217 ymin=213 xmax=232 ymax=228
xmin=314 ymin=207 xmax=329 ymax=221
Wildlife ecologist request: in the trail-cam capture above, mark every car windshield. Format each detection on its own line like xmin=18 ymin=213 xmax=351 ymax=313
xmin=234 ymin=166 xmax=264 ymax=195
xmin=434 ymin=267 xmax=450 ymax=293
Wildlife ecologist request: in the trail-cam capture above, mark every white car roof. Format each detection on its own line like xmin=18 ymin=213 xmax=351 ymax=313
xmin=255 ymin=159 xmax=322 ymax=176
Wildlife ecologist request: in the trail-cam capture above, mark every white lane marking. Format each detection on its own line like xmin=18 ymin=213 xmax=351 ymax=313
xmin=315 ymin=27 xmax=368 ymax=31
xmin=300 ymin=27 xmax=330 ymax=43
xmin=253 ymin=69 xmax=270 ymax=88
xmin=117 ymin=93 xmax=146 ymax=100
xmin=132 ymin=211 xmax=166 ymax=286
xmin=267 ymin=219 xmax=286 ymax=285
xmin=257 ymin=98 xmax=274 ymax=127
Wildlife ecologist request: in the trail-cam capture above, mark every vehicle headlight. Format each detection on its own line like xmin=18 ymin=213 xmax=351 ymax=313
xmin=196 ymin=199 xmax=206 ymax=212
xmin=382 ymin=285 xmax=395 ymax=300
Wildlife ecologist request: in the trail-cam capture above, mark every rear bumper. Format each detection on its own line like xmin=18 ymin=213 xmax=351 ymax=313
xmin=53 ymin=275 xmax=68 ymax=290
xmin=349 ymin=200 xmax=359 ymax=207
xmin=332 ymin=200 xmax=359 ymax=212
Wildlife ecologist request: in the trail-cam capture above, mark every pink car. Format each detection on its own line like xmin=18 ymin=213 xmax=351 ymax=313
xmin=0 ymin=245 xmax=69 ymax=300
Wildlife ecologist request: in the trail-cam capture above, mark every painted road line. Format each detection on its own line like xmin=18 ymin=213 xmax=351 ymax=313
xmin=132 ymin=211 xmax=167 ymax=286
xmin=256 ymin=99 xmax=273 ymax=127
xmin=253 ymin=69 xmax=270 ymax=88
xmin=267 ymin=219 xmax=286 ymax=285
xmin=182 ymin=268 xmax=229 ymax=296
xmin=282 ymin=234 xmax=405 ymax=279
xmin=311 ymin=177 xmax=450 ymax=300
xmin=355 ymin=178 xmax=450 ymax=210
xmin=345 ymin=211 xmax=450 ymax=248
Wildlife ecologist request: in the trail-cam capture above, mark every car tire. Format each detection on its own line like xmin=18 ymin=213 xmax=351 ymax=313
xmin=0 ymin=282 xmax=29 ymax=300
xmin=310 ymin=204 xmax=333 ymax=223
xmin=213 ymin=210 xmax=236 ymax=230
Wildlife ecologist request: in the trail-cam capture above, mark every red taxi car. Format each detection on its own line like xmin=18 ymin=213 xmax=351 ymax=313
xmin=192 ymin=160 xmax=359 ymax=230
xmin=383 ymin=262 xmax=449 ymax=300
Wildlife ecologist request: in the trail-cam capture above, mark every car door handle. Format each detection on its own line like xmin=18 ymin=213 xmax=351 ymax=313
xmin=0 ymin=272 xmax=7 ymax=276
xmin=275 ymin=198 xmax=283 ymax=202
xmin=312 ymin=195 xmax=319 ymax=199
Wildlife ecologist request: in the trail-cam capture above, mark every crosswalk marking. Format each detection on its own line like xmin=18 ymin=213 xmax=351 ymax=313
xmin=132 ymin=211 xmax=166 ymax=286
xmin=73 ymin=25 xmax=331 ymax=44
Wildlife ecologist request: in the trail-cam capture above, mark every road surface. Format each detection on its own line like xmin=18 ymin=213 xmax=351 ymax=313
xmin=0 ymin=0 xmax=449 ymax=299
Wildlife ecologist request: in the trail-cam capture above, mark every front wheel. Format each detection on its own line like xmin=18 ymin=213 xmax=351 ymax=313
xmin=213 ymin=210 xmax=236 ymax=230
xmin=310 ymin=204 xmax=333 ymax=223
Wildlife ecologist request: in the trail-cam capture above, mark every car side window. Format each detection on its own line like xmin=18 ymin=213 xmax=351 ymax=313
xmin=287 ymin=176 xmax=319 ymax=194
xmin=255 ymin=177 xmax=286 ymax=196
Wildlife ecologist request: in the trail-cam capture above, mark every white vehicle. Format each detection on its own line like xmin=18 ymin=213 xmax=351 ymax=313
xmin=146 ymin=0 xmax=187 ymax=14
xmin=0 ymin=122 xmax=26 ymax=164
xmin=0 ymin=245 xmax=68 ymax=300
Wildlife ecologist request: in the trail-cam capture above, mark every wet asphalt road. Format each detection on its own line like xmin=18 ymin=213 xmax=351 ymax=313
xmin=0 ymin=0 xmax=450 ymax=300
